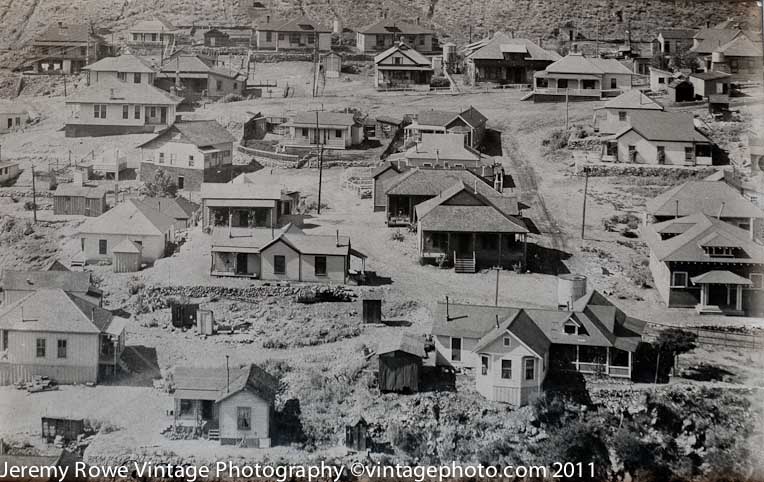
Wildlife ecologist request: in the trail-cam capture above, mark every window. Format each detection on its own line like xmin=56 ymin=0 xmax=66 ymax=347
xmin=93 ymin=104 xmax=106 ymax=119
xmin=237 ymin=407 xmax=251 ymax=430
xmin=524 ymin=358 xmax=535 ymax=380
xmin=418 ymin=35 xmax=425 ymax=46
xmin=233 ymin=82 xmax=238 ymax=90
xmin=501 ymin=359 xmax=512 ymax=379
xmin=117 ymin=72 xmax=127 ymax=81
xmin=80 ymin=47 xmax=87 ymax=56
xmin=664 ymin=42 xmax=671 ymax=54
xmin=289 ymin=33 xmax=301 ymax=44
xmin=628 ymin=145 xmax=636 ymax=162
xmin=81 ymin=238 xmax=85 ymax=251
xmin=750 ymin=273 xmax=763 ymax=290
xmin=274 ymin=255 xmax=286 ymax=275
xmin=134 ymin=73 xmax=141 ymax=84
xmin=564 ymin=321 xmax=578 ymax=335
xmin=481 ymin=355 xmax=489 ymax=375
xmin=36 ymin=338 xmax=46 ymax=358
xmin=134 ymin=105 xmax=141 ymax=119
xmin=151 ymin=33 xmax=157 ymax=42
xmin=6 ymin=119 xmax=10 ymax=129
xmin=57 ymin=339 xmax=67 ymax=359
xmin=150 ymin=106 xmax=156 ymax=118
xmin=657 ymin=146 xmax=666 ymax=164
xmin=684 ymin=146 xmax=694 ymax=164
xmin=158 ymin=152 xmax=165 ymax=164
xmin=278 ymin=33 xmax=285 ymax=41
xmin=307 ymin=34 xmax=315 ymax=44
xmin=557 ymin=79 xmax=569 ymax=89
xmin=335 ymin=129 xmax=343 ymax=138
xmin=169 ymin=153 xmax=177 ymax=165
xmin=301 ymin=128 xmax=309 ymax=137
xmin=314 ymin=256 xmax=327 ymax=276
xmin=610 ymin=78 xmax=617 ymax=89
xmin=266 ymin=31 xmax=272 ymax=42
xmin=216 ymin=80 xmax=223 ymax=91
xmin=658 ymin=77 xmax=665 ymax=84
xmin=450 ymin=337 xmax=462 ymax=362
xmin=671 ymin=271 xmax=688 ymax=288
xmin=188 ymin=155 xmax=194 ymax=167
xmin=98 ymin=239 xmax=108 ymax=255
xmin=177 ymin=176 xmax=184 ymax=190
xmin=618 ymin=111 xmax=627 ymax=122
xmin=2 ymin=330 xmax=7 ymax=351
xmin=122 ymin=105 xmax=129 ymax=119
xmin=393 ymin=56 xmax=402 ymax=65
xmin=503 ymin=337 xmax=511 ymax=347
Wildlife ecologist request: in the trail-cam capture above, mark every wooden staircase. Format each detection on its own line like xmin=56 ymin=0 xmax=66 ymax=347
xmin=207 ymin=429 xmax=220 ymax=440
xmin=454 ymin=252 xmax=476 ymax=274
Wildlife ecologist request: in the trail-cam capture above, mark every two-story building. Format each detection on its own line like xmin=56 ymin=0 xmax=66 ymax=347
xmin=152 ymin=53 xmax=247 ymax=101
xmin=138 ymin=120 xmax=235 ymax=192
xmin=253 ymin=15 xmax=331 ymax=51
xmin=127 ymin=18 xmax=176 ymax=48
xmin=652 ymin=29 xmax=697 ymax=58
xmin=692 ymin=27 xmax=763 ymax=82
xmin=530 ymin=52 xmax=634 ymax=101
xmin=279 ymin=112 xmax=362 ymax=151
xmin=594 ymin=89 xmax=664 ymax=135
xmin=373 ymin=41 xmax=433 ymax=90
xmin=356 ymin=18 xmax=436 ymax=54
xmin=463 ymin=32 xmax=560 ymax=86
xmin=28 ymin=22 xmax=110 ymax=74
xmin=83 ymin=54 xmax=156 ymax=85
xmin=601 ymin=111 xmax=714 ymax=166
xmin=64 ymin=79 xmax=182 ymax=137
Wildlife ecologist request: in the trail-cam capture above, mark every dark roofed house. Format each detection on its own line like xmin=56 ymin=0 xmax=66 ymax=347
xmin=463 ymin=32 xmax=561 ymax=86
xmin=254 ymin=15 xmax=332 ymax=51
xmin=404 ymin=106 xmax=487 ymax=149
xmin=138 ymin=196 xmax=200 ymax=229
xmin=373 ymin=41 xmax=433 ymax=91
xmin=280 ymin=111 xmax=362 ymax=150
xmin=29 ymin=22 xmax=111 ymax=74
xmin=138 ymin=120 xmax=235 ymax=192
xmin=432 ymin=276 xmax=645 ymax=405
xmin=152 ymin=53 xmax=247 ymax=100
xmin=53 ymin=172 xmax=109 ymax=217
xmin=601 ymin=111 xmax=714 ymax=165
xmin=642 ymin=212 xmax=764 ymax=316
xmin=172 ymin=363 xmax=278 ymax=446
xmin=0 ymin=289 xmax=126 ymax=385
xmin=356 ymin=18 xmax=436 ymax=54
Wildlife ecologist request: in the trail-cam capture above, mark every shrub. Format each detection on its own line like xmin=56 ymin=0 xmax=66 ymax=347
xmin=127 ymin=276 xmax=145 ymax=295
xmin=390 ymin=230 xmax=404 ymax=242
xmin=219 ymin=93 xmax=244 ymax=103
xmin=542 ymin=129 xmax=568 ymax=151
xmin=23 ymin=201 xmax=36 ymax=211
xmin=430 ymin=76 xmax=450 ymax=88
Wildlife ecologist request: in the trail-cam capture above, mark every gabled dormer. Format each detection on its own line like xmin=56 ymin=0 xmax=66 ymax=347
xmin=698 ymin=232 xmax=747 ymax=258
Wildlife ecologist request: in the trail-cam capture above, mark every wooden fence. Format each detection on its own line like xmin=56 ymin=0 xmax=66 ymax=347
xmin=645 ymin=322 xmax=764 ymax=350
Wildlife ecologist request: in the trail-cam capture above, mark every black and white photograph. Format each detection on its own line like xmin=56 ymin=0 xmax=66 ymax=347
xmin=0 ymin=0 xmax=763 ymax=480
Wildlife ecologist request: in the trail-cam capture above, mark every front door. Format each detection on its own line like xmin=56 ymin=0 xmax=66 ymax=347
xmin=160 ymin=107 xmax=167 ymax=124
xmin=239 ymin=210 xmax=249 ymax=227
xmin=201 ymin=400 xmax=214 ymax=420
xmin=708 ymin=284 xmax=727 ymax=306
xmin=236 ymin=253 xmax=248 ymax=274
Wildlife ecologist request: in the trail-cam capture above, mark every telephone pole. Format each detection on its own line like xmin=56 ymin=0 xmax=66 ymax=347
xmin=313 ymin=109 xmax=324 ymax=214
xmin=581 ymin=166 xmax=590 ymax=239
xmin=31 ymin=167 xmax=37 ymax=224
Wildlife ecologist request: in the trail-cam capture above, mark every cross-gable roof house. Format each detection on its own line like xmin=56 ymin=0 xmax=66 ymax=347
xmin=595 ymin=89 xmax=664 ymax=135
xmin=356 ymin=18 xmax=435 ymax=54
xmin=463 ymin=32 xmax=561 ymax=86
xmin=531 ymin=52 xmax=634 ymax=101
xmin=373 ymin=41 xmax=433 ymax=91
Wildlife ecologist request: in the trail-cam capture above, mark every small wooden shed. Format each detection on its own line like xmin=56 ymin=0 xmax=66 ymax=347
xmin=322 ymin=52 xmax=342 ymax=78
xmin=668 ymin=79 xmax=694 ymax=103
xmin=362 ymin=298 xmax=382 ymax=324
xmin=112 ymin=238 xmax=142 ymax=273
xmin=377 ymin=334 xmax=425 ymax=393
xmin=345 ymin=415 xmax=369 ymax=451
xmin=41 ymin=417 xmax=85 ymax=443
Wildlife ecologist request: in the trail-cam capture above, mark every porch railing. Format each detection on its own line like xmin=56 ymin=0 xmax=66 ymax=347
xmin=533 ymin=87 xmax=602 ymax=97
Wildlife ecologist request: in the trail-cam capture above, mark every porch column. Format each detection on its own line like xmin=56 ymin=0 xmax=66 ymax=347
xmin=409 ymin=197 xmax=414 ymax=223
xmin=497 ymin=233 xmax=503 ymax=268
xmin=628 ymin=351 xmax=632 ymax=378
xmin=736 ymin=284 xmax=743 ymax=311
xmin=575 ymin=345 xmax=580 ymax=371
xmin=700 ymin=284 xmax=707 ymax=307
xmin=472 ymin=233 xmax=476 ymax=257
xmin=726 ymin=285 xmax=731 ymax=306
xmin=522 ymin=234 xmax=528 ymax=270
xmin=606 ymin=347 xmax=611 ymax=376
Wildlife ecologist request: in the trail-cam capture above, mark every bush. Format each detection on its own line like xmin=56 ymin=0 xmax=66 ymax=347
xmin=430 ymin=76 xmax=450 ymax=88
xmin=23 ymin=201 xmax=36 ymax=211
xmin=542 ymin=129 xmax=568 ymax=151
xmin=127 ymin=276 xmax=145 ymax=295
xmin=219 ymin=93 xmax=244 ymax=103
xmin=390 ymin=230 xmax=404 ymax=242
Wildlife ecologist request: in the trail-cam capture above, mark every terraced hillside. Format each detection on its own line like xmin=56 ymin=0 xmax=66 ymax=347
xmin=0 ymin=0 xmax=758 ymax=68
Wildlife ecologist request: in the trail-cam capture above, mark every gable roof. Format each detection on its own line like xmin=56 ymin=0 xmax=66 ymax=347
xmin=405 ymin=133 xmax=482 ymax=162
xmin=716 ymin=35 xmax=763 ymax=57
xmin=658 ymin=28 xmax=697 ymax=39
xmin=690 ymin=71 xmax=732 ymax=81
xmin=138 ymin=120 xmax=235 ymax=149
xmin=358 ymin=19 xmax=432 ymax=35
xmin=0 ymin=289 xmax=113 ymax=334
xmin=138 ymin=196 xmax=199 ymax=220
xmin=692 ymin=28 xmax=750 ymax=54
xmin=83 ymin=54 xmax=155 ymax=73
xmin=544 ymin=53 xmax=633 ymax=75
xmin=643 ymin=212 xmax=764 ymax=264
xmin=466 ymin=32 xmax=561 ymax=62
xmin=201 ymin=182 xmax=282 ymax=201
xmin=371 ymin=161 xmax=406 ymax=179
xmin=690 ymin=270 xmax=753 ymax=285
xmin=378 ymin=333 xmax=426 ymax=357
xmin=54 ymin=182 xmax=109 ymax=199
xmin=600 ymin=89 xmax=664 ymax=111
xmin=2 ymin=270 xmax=93 ymax=293
xmin=79 ymin=199 xmax=175 ymax=237
xmin=472 ymin=309 xmax=551 ymax=357
xmin=256 ymin=15 xmax=330 ymax=33
xmin=173 ymin=364 xmax=279 ymax=403
xmin=65 ymin=79 xmax=181 ymax=106
xmin=284 ymin=111 xmax=357 ymax=127
xmin=411 ymin=107 xmax=487 ymax=129
xmin=646 ymin=180 xmax=763 ymax=219
xmin=34 ymin=23 xmax=103 ymax=44
xmin=130 ymin=17 xmax=175 ymax=32
xmin=614 ymin=111 xmax=711 ymax=143
xmin=112 ymin=238 xmax=142 ymax=253
xmin=374 ymin=41 xmax=431 ymax=66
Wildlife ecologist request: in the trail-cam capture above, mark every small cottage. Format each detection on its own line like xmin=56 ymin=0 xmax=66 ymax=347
xmin=649 ymin=66 xmax=673 ymax=92
xmin=594 ymin=90 xmax=664 ymax=135
xmin=127 ymin=17 xmax=176 ymax=47
xmin=280 ymin=112 xmax=362 ymax=151
xmin=83 ymin=54 xmax=157 ymax=86
xmin=172 ymin=364 xmax=279 ymax=447
xmin=689 ymin=71 xmax=731 ymax=99
xmin=530 ymin=53 xmax=634 ymax=101
xmin=1 ymin=269 xmax=102 ymax=306
xmin=0 ymin=102 xmax=29 ymax=133
xmin=404 ymin=107 xmax=487 ymax=149
xmin=53 ymin=172 xmax=108 ymax=217
xmin=0 ymin=161 xmax=20 ymax=184
xmin=377 ymin=334 xmax=425 ymax=393
xmin=253 ymin=15 xmax=332 ymax=51
xmin=403 ymin=133 xmax=485 ymax=168
xmin=356 ymin=18 xmax=435 ymax=54
xmin=373 ymin=41 xmax=433 ymax=91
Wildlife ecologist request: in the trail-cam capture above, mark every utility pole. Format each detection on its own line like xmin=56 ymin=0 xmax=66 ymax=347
xmin=494 ymin=267 xmax=500 ymax=306
xmin=595 ymin=16 xmax=599 ymax=57
xmin=312 ymin=31 xmax=319 ymax=98
xmin=564 ymin=88 xmax=569 ymax=132
xmin=313 ymin=109 xmax=324 ymax=214
xmin=31 ymin=167 xmax=37 ymax=224
xmin=581 ymin=166 xmax=589 ymax=240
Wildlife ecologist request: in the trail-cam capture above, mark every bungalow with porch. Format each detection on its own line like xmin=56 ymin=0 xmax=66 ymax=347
xmin=209 ymin=224 xmax=365 ymax=283
xmin=356 ymin=18 xmax=436 ymax=54
xmin=83 ymin=54 xmax=156 ymax=86
xmin=28 ymin=22 xmax=110 ymax=74
xmin=645 ymin=180 xmax=764 ymax=241
xmin=373 ymin=41 xmax=433 ymax=91
xmin=402 ymin=133 xmax=484 ymax=168
xmin=171 ymin=363 xmax=278 ymax=447
xmin=253 ymin=15 xmax=331 ymax=51
xmin=279 ymin=112 xmax=362 ymax=151
xmin=64 ymin=79 xmax=182 ymax=137
xmin=127 ymin=17 xmax=177 ymax=49
xmin=153 ymin=54 xmax=247 ymax=101
xmin=0 ymin=288 xmax=126 ymax=385
xmin=200 ymin=182 xmax=301 ymax=229
xmin=530 ymin=52 xmax=634 ymax=101
xmin=138 ymin=120 xmax=235 ymax=192
xmin=642 ymin=212 xmax=764 ymax=316
xmin=404 ymin=106 xmax=487 ymax=149
xmin=414 ymin=181 xmax=528 ymax=273
xmin=431 ymin=277 xmax=646 ymax=405
xmin=463 ymin=32 xmax=560 ymax=86
xmin=594 ymin=89 xmax=664 ymax=135
xmin=601 ymin=111 xmax=714 ymax=166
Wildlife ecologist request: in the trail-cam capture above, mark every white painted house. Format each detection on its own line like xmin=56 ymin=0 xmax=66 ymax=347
xmin=83 ymin=54 xmax=157 ymax=85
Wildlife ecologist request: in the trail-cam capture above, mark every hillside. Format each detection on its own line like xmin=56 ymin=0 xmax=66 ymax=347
xmin=0 ymin=0 xmax=758 ymax=69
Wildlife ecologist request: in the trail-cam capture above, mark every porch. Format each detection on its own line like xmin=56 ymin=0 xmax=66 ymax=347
xmin=279 ymin=135 xmax=347 ymax=150
xmin=98 ymin=319 xmax=127 ymax=380
xmin=173 ymin=398 xmax=220 ymax=440
xmin=207 ymin=206 xmax=274 ymax=228
xmin=210 ymin=250 xmax=260 ymax=278
xmin=420 ymin=231 xmax=528 ymax=273
xmin=691 ymin=271 xmax=750 ymax=316
xmin=376 ymin=68 xmax=433 ymax=90
xmin=552 ymin=344 xmax=633 ymax=379
xmin=386 ymin=194 xmax=432 ymax=226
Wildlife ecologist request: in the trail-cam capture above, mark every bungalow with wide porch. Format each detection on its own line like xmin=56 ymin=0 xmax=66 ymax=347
xmin=0 ymin=289 xmax=126 ymax=385
xmin=153 ymin=54 xmax=247 ymax=101
xmin=279 ymin=112 xmax=362 ymax=151
xmin=171 ymin=363 xmax=278 ymax=447
xmin=253 ymin=15 xmax=331 ymax=51
xmin=383 ymin=168 xmax=513 ymax=226
xmin=356 ymin=18 xmax=436 ymax=54
xmin=642 ymin=212 xmax=764 ymax=316
xmin=601 ymin=111 xmax=714 ymax=166
xmin=83 ymin=54 xmax=157 ymax=86
xmin=200 ymin=182 xmax=300 ymax=229
xmin=431 ymin=277 xmax=646 ymax=405
xmin=414 ymin=181 xmax=529 ymax=273
xmin=404 ymin=106 xmax=487 ymax=149
xmin=373 ymin=41 xmax=433 ymax=91
xmin=529 ymin=52 xmax=634 ymax=101
xmin=209 ymin=224 xmax=365 ymax=283
xmin=463 ymin=32 xmax=560 ymax=86
xmin=594 ymin=89 xmax=664 ymax=135
xmin=127 ymin=17 xmax=177 ymax=49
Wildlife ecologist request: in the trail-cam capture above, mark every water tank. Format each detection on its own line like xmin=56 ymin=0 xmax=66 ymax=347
xmin=711 ymin=51 xmax=725 ymax=63
xmin=333 ymin=19 xmax=342 ymax=35
xmin=557 ymin=274 xmax=587 ymax=308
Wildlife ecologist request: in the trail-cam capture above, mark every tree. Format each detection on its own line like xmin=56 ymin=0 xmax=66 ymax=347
xmin=650 ymin=51 xmax=668 ymax=70
xmin=653 ymin=328 xmax=698 ymax=379
xmin=669 ymin=49 xmax=699 ymax=71
xmin=144 ymin=168 xmax=178 ymax=197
